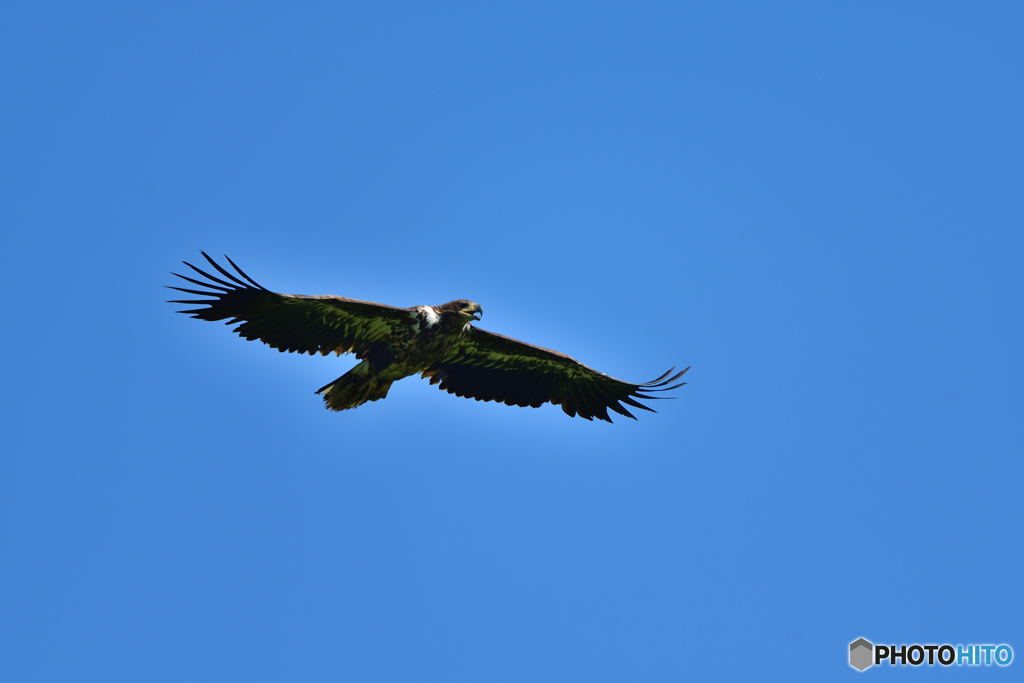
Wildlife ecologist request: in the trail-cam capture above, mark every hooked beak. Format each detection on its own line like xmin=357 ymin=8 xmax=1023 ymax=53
xmin=470 ymin=304 xmax=483 ymax=321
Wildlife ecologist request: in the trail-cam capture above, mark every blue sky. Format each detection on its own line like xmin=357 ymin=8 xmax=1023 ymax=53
xmin=2 ymin=2 xmax=1021 ymax=681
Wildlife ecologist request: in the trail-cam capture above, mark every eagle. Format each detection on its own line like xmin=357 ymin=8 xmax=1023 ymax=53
xmin=167 ymin=253 xmax=688 ymax=422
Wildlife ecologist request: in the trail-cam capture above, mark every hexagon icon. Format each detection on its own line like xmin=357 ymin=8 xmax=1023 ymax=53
xmin=849 ymin=638 xmax=874 ymax=671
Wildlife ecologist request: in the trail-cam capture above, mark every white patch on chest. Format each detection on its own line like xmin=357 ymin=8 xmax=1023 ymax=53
xmin=416 ymin=305 xmax=440 ymax=327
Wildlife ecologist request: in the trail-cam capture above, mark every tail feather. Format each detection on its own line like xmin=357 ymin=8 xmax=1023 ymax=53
xmin=316 ymin=363 xmax=393 ymax=411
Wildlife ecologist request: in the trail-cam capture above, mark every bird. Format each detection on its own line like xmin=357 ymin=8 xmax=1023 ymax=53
xmin=167 ymin=252 xmax=688 ymax=422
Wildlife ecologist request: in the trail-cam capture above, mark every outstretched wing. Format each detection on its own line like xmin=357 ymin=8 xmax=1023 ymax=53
xmin=167 ymin=252 xmax=412 ymax=357
xmin=422 ymin=327 xmax=688 ymax=422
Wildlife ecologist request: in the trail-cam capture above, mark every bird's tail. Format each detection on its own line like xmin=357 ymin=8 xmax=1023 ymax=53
xmin=315 ymin=363 xmax=393 ymax=411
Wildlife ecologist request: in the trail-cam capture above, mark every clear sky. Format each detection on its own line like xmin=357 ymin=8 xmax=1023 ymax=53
xmin=2 ymin=2 xmax=1021 ymax=681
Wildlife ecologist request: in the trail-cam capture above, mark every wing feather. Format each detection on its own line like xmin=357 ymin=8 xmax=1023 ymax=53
xmin=168 ymin=252 xmax=412 ymax=357
xmin=424 ymin=326 xmax=688 ymax=422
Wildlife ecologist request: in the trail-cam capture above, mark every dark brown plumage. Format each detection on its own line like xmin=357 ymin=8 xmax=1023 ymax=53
xmin=168 ymin=253 xmax=688 ymax=421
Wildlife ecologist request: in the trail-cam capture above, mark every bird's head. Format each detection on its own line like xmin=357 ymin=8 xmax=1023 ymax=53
xmin=437 ymin=299 xmax=483 ymax=322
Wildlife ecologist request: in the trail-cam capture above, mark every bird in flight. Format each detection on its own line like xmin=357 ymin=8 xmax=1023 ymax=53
xmin=168 ymin=253 xmax=688 ymax=421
